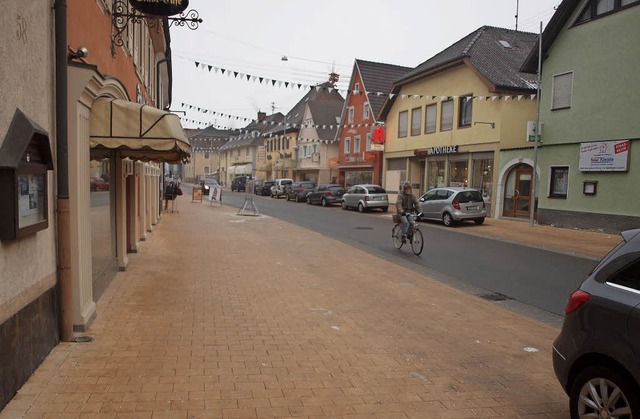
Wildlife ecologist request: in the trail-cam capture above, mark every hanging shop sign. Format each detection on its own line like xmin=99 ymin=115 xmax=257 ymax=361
xmin=428 ymin=145 xmax=458 ymax=155
xmin=130 ymin=0 xmax=189 ymax=16
xmin=579 ymin=140 xmax=630 ymax=172
xmin=372 ymin=126 xmax=385 ymax=144
xmin=364 ymin=151 xmax=377 ymax=161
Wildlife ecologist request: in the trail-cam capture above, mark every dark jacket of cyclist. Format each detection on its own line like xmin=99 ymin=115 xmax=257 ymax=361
xmin=396 ymin=184 xmax=419 ymax=240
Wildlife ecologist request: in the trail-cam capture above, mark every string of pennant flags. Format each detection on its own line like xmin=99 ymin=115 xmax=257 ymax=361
xmin=191 ymin=60 xmax=537 ymax=104
xmin=190 ymin=136 xmax=338 ymax=153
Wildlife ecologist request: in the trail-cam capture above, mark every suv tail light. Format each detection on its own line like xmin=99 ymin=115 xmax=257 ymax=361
xmin=565 ymin=290 xmax=591 ymax=314
xmin=297 ymin=188 xmax=304 ymax=192
xmin=452 ymin=199 xmax=461 ymax=210
xmin=365 ymin=196 xmax=370 ymax=202
xmin=325 ymin=192 xmax=332 ymax=197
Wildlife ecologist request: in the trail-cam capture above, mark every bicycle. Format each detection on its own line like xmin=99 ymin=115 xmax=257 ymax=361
xmin=392 ymin=212 xmax=424 ymax=255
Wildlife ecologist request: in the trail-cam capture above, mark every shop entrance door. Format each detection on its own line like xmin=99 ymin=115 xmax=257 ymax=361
xmin=514 ymin=169 xmax=532 ymax=217
xmin=502 ymin=165 xmax=535 ymax=218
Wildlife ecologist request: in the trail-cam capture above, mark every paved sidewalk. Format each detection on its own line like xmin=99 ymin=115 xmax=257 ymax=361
xmin=3 ymin=198 xmax=615 ymax=418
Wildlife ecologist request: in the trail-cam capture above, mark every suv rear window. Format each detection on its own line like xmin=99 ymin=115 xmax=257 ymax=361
xmin=456 ymin=191 xmax=482 ymax=203
xmin=300 ymin=182 xmax=315 ymax=188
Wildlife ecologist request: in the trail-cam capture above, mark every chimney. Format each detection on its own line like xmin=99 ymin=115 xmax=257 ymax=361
xmin=257 ymin=111 xmax=266 ymax=122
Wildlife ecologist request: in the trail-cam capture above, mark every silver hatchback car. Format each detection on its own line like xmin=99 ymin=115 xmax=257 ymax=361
xmin=341 ymin=184 xmax=389 ymax=213
xmin=418 ymin=187 xmax=486 ymax=226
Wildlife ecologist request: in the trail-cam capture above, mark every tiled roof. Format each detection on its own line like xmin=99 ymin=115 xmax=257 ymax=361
xmin=355 ymin=59 xmax=412 ymax=117
xmin=307 ymin=100 xmax=344 ymax=142
xmin=396 ymin=26 xmax=539 ymax=92
xmin=262 ymin=82 xmax=344 ymax=136
xmin=220 ymin=112 xmax=285 ymax=150
xmin=189 ymin=126 xmax=233 ymax=149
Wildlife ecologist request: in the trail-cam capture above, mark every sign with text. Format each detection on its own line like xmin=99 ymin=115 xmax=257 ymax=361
xmin=428 ymin=145 xmax=458 ymax=155
xmin=579 ymin=140 xmax=630 ymax=172
xmin=130 ymin=0 xmax=189 ymax=16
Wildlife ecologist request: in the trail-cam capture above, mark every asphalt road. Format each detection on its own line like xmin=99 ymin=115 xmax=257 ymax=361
xmin=196 ymin=187 xmax=595 ymax=326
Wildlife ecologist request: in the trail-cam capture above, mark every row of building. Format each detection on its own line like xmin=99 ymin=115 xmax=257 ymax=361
xmin=187 ymin=0 xmax=639 ymax=233
xmin=0 ymin=0 xmax=192 ymax=409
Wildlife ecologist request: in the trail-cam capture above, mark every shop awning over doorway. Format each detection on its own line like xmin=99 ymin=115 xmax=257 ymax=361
xmin=90 ymin=98 xmax=191 ymax=163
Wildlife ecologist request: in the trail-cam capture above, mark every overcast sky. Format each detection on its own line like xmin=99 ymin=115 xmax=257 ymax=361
xmin=170 ymin=0 xmax=562 ymax=131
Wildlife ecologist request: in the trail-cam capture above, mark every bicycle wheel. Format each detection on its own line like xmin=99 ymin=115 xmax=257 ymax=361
xmin=392 ymin=224 xmax=404 ymax=249
xmin=411 ymin=228 xmax=424 ymax=255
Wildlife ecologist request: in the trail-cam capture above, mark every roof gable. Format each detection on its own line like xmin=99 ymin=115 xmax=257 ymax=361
xmin=355 ymin=59 xmax=412 ymax=117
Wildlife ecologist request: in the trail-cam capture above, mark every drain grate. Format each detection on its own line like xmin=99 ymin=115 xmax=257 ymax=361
xmin=72 ymin=336 xmax=93 ymax=343
xmin=477 ymin=292 xmax=511 ymax=301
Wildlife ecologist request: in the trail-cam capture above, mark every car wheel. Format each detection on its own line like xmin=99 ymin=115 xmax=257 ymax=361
xmin=443 ymin=212 xmax=454 ymax=227
xmin=358 ymin=203 xmax=365 ymax=213
xmin=569 ymin=365 xmax=640 ymax=419
xmin=474 ymin=217 xmax=485 ymax=225
xmin=321 ymin=198 xmax=328 ymax=207
xmin=381 ymin=206 xmax=388 ymax=213
xmin=341 ymin=201 xmax=348 ymax=210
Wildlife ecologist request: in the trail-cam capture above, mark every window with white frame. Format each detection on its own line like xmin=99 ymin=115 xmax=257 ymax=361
xmin=354 ymin=136 xmax=361 ymax=152
xmin=398 ymin=110 xmax=408 ymax=137
xmin=204 ymin=152 xmax=210 ymax=159
xmin=441 ymin=100 xmax=454 ymax=131
xmin=204 ymin=166 xmax=210 ymax=174
xmin=552 ymin=72 xmax=573 ymax=110
xmin=575 ymin=0 xmax=639 ymax=24
xmin=354 ymin=83 xmax=360 ymax=93
xmin=245 ymin=147 xmax=249 ymax=157
xmin=425 ymin=103 xmax=437 ymax=133
xmin=344 ymin=137 xmax=351 ymax=154
xmin=363 ymin=102 xmax=370 ymax=120
xmin=366 ymin=133 xmax=372 ymax=151
xmin=348 ymin=106 xmax=355 ymax=124
xmin=550 ymin=166 xmax=569 ymax=198
xmin=411 ymin=107 xmax=422 ymax=136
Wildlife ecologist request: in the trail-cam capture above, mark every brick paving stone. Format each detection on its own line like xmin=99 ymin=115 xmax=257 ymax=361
xmin=0 ymin=198 xmax=600 ymax=418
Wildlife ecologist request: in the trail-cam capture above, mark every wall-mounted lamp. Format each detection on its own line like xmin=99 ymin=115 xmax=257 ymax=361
xmin=68 ymin=46 xmax=89 ymax=60
xmin=474 ymin=121 xmax=495 ymax=129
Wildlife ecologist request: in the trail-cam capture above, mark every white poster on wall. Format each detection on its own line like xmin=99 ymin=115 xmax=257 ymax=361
xmin=579 ymin=140 xmax=630 ymax=172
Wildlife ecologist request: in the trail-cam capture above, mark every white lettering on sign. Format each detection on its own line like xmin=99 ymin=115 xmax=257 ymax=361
xmin=429 ymin=145 xmax=458 ymax=155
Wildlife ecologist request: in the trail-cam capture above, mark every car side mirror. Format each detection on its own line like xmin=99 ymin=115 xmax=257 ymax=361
xmin=419 ymin=198 xmax=425 ymax=202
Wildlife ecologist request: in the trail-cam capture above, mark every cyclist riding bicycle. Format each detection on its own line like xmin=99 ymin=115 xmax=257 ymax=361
xmin=396 ymin=183 xmax=420 ymax=243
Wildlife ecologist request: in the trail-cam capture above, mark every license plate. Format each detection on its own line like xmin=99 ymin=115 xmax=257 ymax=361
xmin=468 ymin=206 xmax=478 ymax=210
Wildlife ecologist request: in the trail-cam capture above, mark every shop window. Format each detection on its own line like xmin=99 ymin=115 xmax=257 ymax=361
xmin=441 ymin=100 xmax=453 ymax=131
xmin=398 ymin=110 xmax=408 ymax=138
xmin=449 ymin=160 xmax=468 ymax=187
xmin=428 ymin=160 xmax=446 ymax=189
xmin=472 ymin=158 xmax=493 ymax=200
xmin=550 ymin=166 xmax=569 ymax=198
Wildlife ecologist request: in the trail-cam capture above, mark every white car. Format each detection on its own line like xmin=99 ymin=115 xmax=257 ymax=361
xmin=270 ymin=178 xmax=293 ymax=199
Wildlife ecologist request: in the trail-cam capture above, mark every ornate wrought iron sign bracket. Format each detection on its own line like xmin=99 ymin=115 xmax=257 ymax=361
xmin=111 ymin=0 xmax=202 ymax=57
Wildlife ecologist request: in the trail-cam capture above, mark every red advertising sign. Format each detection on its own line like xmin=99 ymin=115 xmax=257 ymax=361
xmin=364 ymin=151 xmax=377 ymax=161
xmin=615 ymin=140 xmax=629 ymax=154
xmin=372 ymin=126 xmax=385 ymax=144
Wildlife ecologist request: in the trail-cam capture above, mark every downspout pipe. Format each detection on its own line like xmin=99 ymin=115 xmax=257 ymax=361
xmin=54 ymin=0 xmax=74 ymax=342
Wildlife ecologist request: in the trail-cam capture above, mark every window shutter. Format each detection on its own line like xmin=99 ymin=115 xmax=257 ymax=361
xmin=552 ymin=72 xmax=573 ymax=109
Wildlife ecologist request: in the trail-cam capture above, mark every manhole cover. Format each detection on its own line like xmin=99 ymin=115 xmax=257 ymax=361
xmin=72 ymin=336 xmax=93 ymax=343
xmin=477 ymin=292 xmax=511 ymax=301
xmin=355 ymin=227 xmax=373 ymax=230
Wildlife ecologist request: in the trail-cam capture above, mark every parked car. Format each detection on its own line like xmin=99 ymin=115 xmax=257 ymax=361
xmin=285 ymin=181 xmax=316 ymax=202
xmin=253 ymin=180 xmax=264 ymax=194
xmin=255 ymin=181 xmax=274 ymax=196
xmin=341 ymin=184 xmax=389 ymax=212
xmin=90 ymin=176 xmax=109 ymax=191
xmin=231 ymin=176 xmax=247 ymax=192
xmin=418 ymin=187 xmax=486 ymax=226
xmin=270 ymin=178 xmax=293 ymax=199
xmin=307 ymin=184 xmax=346 ymax=207
xmin=552 ymin=228 xmax=640 ymax=418
xmin=200 ymin=178 xmax=219 ymax=196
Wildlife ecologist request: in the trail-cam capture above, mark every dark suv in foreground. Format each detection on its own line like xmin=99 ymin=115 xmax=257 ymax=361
xmin=553 ymin=228 xmax=640 ymax=418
